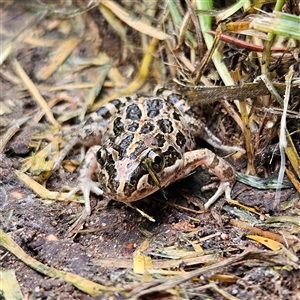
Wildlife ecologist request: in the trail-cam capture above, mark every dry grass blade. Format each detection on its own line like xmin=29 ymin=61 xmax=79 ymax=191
xmin=247 ymin=235 xmax=286 ymax=251
xmin=10 ymin=58 xmax=59 ymax=127
xmin=285 ymin=168 xmax=300 ymax=194
xmin=91 ymin=36 xmax=158 ymax=111
xmin=0 ymin=269 xmax=23 ymax=300
xmin=98 ymin=4 xmax=134 ymax=51
xmin=230 ymin=219 xmax=298 ymax=248
xmin=93 ymin=253 xmax=217 ymax=270
xmin=36 ymin=38 xmax=81 ymax=81
xmin=15 ymin=170 xmax=78 ymax=201
xmin=186 ymin=81 xmax=300 ymax=103
xmin=129 ymin=248 xmax=300 ymax=299
xmin=100 ymin=1 xmax=170 ymax=40
xmin=192 ymin=282 xmax=240 ymax=300
xmin=239 ymin=97 xmax=255 ymax=174
xmin=0 ymin=43 xmax=13 ymax=65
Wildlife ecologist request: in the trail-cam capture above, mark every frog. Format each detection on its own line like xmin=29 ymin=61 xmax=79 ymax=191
xmin=61 ymin=89 xmax=244 ymax=215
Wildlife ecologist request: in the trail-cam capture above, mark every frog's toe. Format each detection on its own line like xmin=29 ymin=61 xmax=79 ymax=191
xmin=80 ymin=179 xmax=103 ymax=214
xmin=204 ymin=181 xmax=232 ymax=210
xmin=64 ymin=186 xmax=81 ymax=201
xmin=65 ymin=179 xmax=103 ymax=215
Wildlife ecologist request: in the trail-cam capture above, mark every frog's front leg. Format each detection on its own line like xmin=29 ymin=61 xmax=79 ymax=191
xmin=182 ymin=149 xmax=235 ymax=209
xmin=65 ymin=145 xmax=103 ymax=215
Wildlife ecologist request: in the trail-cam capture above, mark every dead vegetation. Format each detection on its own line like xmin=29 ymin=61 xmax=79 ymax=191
xmin=1 ymin=1 xmax=300 ymax=299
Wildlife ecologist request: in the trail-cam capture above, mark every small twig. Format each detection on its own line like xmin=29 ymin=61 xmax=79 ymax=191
xmin=207 ymin=30 xmax=287 ymax=52
xmin=274 ymin=66 xmax=293 ymax=210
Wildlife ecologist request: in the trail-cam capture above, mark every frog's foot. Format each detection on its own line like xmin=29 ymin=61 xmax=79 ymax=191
xmin=181 ymin=149 xmax=235 ymax=209
xmin=65 ymin=179 xmax=103 ymax=215
xmin=64 ymin=180 xmax=103 ymax=236
xmin=204 ymin=181 xmax=232 ymax=210
xmin=64 ymin=145 xmax=102 ymax=215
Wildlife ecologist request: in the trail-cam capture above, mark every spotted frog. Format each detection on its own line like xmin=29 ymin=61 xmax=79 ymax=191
xmin=63 ymin=90 xmax=244 ymax=215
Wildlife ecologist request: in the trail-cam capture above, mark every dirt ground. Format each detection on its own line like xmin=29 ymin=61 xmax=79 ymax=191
xmin=1 ymin=1 xmax=300 ymax=300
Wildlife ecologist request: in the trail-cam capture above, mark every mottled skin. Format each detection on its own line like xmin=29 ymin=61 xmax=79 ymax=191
xmin=65 ymin=90 xmax=244 ymax=214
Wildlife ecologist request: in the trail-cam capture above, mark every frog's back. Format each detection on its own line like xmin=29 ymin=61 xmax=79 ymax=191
xmin=110 ymin=96 xmax=195 ymax=158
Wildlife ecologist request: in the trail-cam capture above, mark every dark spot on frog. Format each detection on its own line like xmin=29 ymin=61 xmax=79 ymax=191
xmin=127 ymin=122 xmax=139 ymax=132
xmin=156 ymin=119 xmax=173 ymax=133
xmin=123 ymin=182 xmax=135 ymax=197
xmin=123 ymin=165 xmax=148 ymax=196
xmin=209 ymin=155 xmax=220 ymax=168
xmin=223 ymin=166 xmax=234 ymax=180
xmin=99 ymin=150 xmax=119 ymax=192
xmin=118 ymin=134 xmax=134 ymax=158
xmin=129 ymin=142 xmax=147 ymax=160
xmin=164 ymin=146 xmax=181 ymax=167
xmin=147 ymin=98 xmax=163 ymax=118
xmin=84 ymin=128 xmax=93 ymax=136
xmin=126 ymin=104 xmax=142 ymax=120
xmin=140 ymin=122 xmax=154 ymax=134
xmin=167 ymin=93 xmax=181 ymax=105
xmin=85 ymin=116 xmax=94 ymax=125
xmin=113 ymin=117 xmax=124 ymax=135
xmin=173 ymin=111 xmax=181 ymax=121
xmin=176 ymin=130 xmax=186 ymax=147
xmin=154 ymin=133 xmax=166 ymax=147
xmin=96 ymin=106 xmax=111 ymax=119
xmin=110 ymin=98 xmax=122 ymax=110
xmin=108 ymin=177 xmax=120 ymax=194
xmin=97 ymin=149 xmax=106 ymax=166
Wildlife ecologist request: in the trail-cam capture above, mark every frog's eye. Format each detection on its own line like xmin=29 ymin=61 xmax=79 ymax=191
xmin=147 ymin=150 xmax=165 ymax=173
xmin=97 ymin=149 xmax=106 ymax=166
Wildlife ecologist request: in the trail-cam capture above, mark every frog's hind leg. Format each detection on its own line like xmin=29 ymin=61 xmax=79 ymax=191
xmin=181 ymin=148 xmax=236 ymax=209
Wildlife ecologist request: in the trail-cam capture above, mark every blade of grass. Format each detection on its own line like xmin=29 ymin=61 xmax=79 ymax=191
xmin=168 ymin=0 xmax=197 ymax=47
xmin=80 ymin=61 xmax=111 ymax=121
xmin=250 ymin=12 xmax=300 ymax=40
xmin=98 ymin=3 xmax=134 ymax=51
xmin=90 ymin=37 xmax=158 ymax=111
xmin=15 ymin=170 xmax=79 ymax=201
xmin=0 ymin=270 xmax=23 ymax=300
xmin=100 ymin=1 xmax=170 ymax=40
xmin=196 ymin=0 xmax=234 ymax=86
xmin=36 ymin=37 xmax=81 ymax=81
xmin=216 ymin=0 xmax=247 ymax=23
xmin=0 ymin=43 xmax=13 ymax=65
xmin=11 ymin=58 xmax=59 ymax=128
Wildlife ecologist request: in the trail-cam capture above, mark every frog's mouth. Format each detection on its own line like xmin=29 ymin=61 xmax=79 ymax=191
xmin=101 ymin=147 xmax=182 ymax=202
xmin=111 ymin=159 xmax=186 ymax=203
xmin=107 ymin=148 xmax=165 ymax=202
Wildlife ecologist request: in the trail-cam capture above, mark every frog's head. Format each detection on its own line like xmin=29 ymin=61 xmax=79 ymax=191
xmin=96 ymin=133 xmax=193 ymax=202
